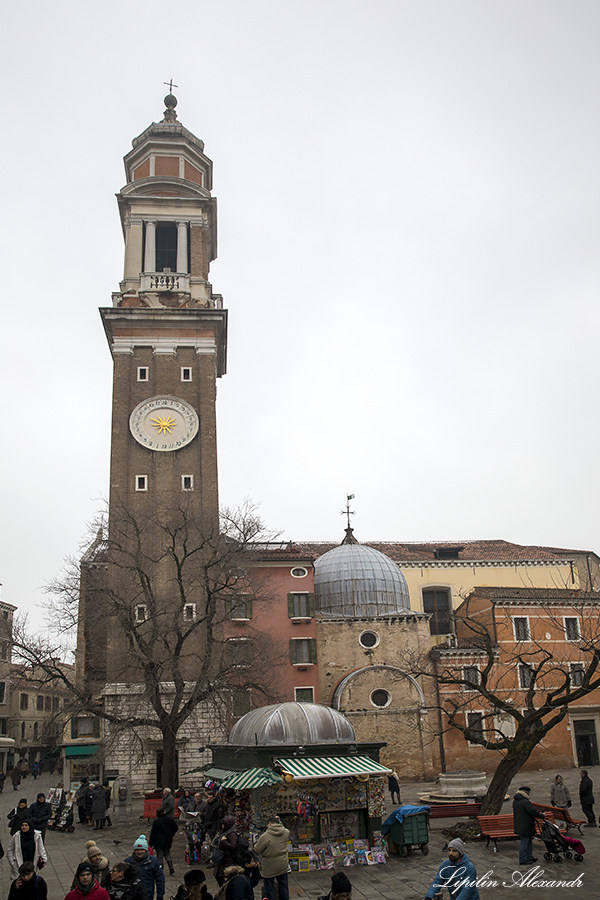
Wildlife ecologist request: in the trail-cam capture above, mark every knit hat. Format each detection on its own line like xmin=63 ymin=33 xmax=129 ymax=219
xmin=85 ymin=842 xmax=98 ymax=851
xmin=88 ymin=844 xmax=103 ymax=859
xmin=331 ymin=872 xmax=352 ymax=893
xmin=18 ymin=798 xmax=28 ymax=806
xmin=448 ymin=839 xmax=465 ymax=855
xmin=134 ymin=835 xmax=149 ymax=850
xmin=76 ymin=862 xmax=95 ymax=880
xmin=184 ymin=870 xmax=207 ymax=887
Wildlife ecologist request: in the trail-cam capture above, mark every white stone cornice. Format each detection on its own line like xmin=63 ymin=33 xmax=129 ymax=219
xmin=400 ymin=558 xmax=574 ymax=569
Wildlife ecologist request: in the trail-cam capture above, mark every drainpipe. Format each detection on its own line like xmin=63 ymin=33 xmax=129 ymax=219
xmin=432 ymin=654 xmax=446 ymax=773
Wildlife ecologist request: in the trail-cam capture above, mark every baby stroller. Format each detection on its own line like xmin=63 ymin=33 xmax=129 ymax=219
xmin=541 ymin=820 xmax=585 ymax=863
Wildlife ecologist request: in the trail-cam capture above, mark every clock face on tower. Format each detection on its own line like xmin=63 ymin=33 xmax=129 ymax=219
xmin=129 ymin=396 xmax=199 ymax=451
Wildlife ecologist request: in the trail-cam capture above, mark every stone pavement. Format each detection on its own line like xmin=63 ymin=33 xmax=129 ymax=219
xmin=0 ymin=767 xmax=597 ymax=900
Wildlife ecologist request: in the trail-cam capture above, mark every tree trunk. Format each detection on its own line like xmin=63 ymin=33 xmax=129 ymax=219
xmin=479 ymin=742 xmax=538 ymax=814
xmin=160 ymin=724 xmax=178 ymax=789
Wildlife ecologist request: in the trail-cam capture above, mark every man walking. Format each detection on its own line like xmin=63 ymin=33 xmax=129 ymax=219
xmin=255 ymin=815 xmax=290 ymax=900
xmin=425 ymin=838 xmax=480 ymax=900
xmin=513 ymin=786 xmax=545 ymax=865
xmin=579 ymin=770 xmax=596 ymax=826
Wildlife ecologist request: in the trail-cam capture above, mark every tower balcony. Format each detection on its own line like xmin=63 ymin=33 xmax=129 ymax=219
xmin=141 ymin=273 xmax=190 ymax=293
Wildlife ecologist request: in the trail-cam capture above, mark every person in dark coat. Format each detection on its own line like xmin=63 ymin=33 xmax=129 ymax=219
xmin=513 ymin=786 xmax=545 ymax=864
xmin=29 ymin=793 xmax=52 ymax=839
xmin=125 ymin=835 xmax=165 ymax=900
xmin=76 ymin=779 xmax=91 ymax=825
xmin=202 ymin=793 xmax=224 ymax=840
xmin=11 ymin=768 xmax=22 ymax=791
xmin=106 ymin=862 xmax=148 ymax=900
xmin=160 ymin=788 xmax=175 ymax=820
xmin=7 ymin=861 xmax=48 ymax=900
xmin=103 ymin=782 xmax=113 ymax=827
xmin=149 ymin=807 xmax=178 ymax=875
xmin=8 ymin=800 xmax=30 ymax=835
xmin=0 ymin=770 xmax=6 ymax=792
xmin=216 ymin=866 xmax=252 ymax=900
xmin=579 ymin=769 xmax=596 ymax=825
xmin=91 ymin=784 xmax=107 ymax=830
xmin=214 ymin=817 xmax=239 ymax=887
xmin=172 ymin=869 xmax=212 ymax=900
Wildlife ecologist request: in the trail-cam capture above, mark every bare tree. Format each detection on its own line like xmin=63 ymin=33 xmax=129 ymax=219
xmin=411 ymin=594 xmax=600 ymax=814
xmin=13 ymin=500 xmax=285 ymax=788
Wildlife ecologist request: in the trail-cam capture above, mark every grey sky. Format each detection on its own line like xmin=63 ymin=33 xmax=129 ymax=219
xmin=2 ymin=0 xmax=599 ymax=626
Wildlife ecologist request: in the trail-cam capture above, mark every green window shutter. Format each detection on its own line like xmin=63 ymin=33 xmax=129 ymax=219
xmin=289 ymin=639 xmax=297 ymax=664
xmin=92 ymin=717 xmax=100 ymax=738
xmin=70 ymin=718 xmax=77 ymax=739
xmin=287 ymin=594 xmax=295 ymax=618
xmin=307 ymin=593 xmax=315 ymax=617
xmin=309 ymin=639 xmax=317 ymax=664
xmin=246 ymin=597 xmax=253 ymax=619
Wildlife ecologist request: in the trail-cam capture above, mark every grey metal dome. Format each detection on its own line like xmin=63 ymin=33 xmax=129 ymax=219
xmin=314 ymin=530 xmax=411 ymax=618
xmin=228 ymin=702 xmax=356 ymax=746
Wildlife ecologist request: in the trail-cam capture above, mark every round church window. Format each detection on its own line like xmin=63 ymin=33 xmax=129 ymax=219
xmin=370 ymin=689 xmax=391 ymax=709
xmin=359 ymin=631 xmax=379 ymax=649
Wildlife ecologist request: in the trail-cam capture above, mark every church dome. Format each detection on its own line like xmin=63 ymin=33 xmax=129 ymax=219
xmin=314 ymin=529 xmax=411 ymax=618
xmin=228 ymin=702 xmax=356 ymax=746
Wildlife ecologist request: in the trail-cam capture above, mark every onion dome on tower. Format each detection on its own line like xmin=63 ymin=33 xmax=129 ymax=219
xmin=314 ymin=526 xmax=411 ymax=618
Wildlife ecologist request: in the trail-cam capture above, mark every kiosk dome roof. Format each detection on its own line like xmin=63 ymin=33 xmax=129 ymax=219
xmin=314 ymin=528 xmax=411 ymax=618
xmin=228 ymin=702 xmax=356 ymax=746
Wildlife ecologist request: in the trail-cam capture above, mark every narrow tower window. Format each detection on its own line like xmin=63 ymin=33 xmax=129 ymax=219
xmin=181 ymin=367 xmax=192 ymax=382
xmin=137 ymin=367 xmax=149 ymax=382
xmin=135 ymin=475 xmax=148 ymax=492
xmin=156 ymin=223 xmax=177 ymax=271
xmin=182 ymin=475 xmax=194 ymax=491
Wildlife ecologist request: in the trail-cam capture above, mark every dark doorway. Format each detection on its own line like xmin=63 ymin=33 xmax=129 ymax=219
xmin=156 ymin=750 xmax=179 ymax=787
xmin=573 ymin=720 xmax=599 ymax=767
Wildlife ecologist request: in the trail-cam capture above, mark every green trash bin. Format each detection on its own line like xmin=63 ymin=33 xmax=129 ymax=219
xmin=388 ymin=811 xmax=430 ymax=857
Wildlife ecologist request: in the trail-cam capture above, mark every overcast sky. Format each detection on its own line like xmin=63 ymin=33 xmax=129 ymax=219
xmin=2 ymin=0 xmax=600 ymax=628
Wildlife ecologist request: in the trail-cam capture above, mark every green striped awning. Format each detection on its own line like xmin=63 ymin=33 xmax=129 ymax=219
xmin=203 ymin=767 xmax=238 ymax=781
xmin=222 ymin=768 xmax=282 ymax=790
xmin=275 ymin=755 xmax=392 ymax=780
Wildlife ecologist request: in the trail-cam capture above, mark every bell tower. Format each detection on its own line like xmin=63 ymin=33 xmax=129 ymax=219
xmin=100 ymin=92 xmax=227 ymax=531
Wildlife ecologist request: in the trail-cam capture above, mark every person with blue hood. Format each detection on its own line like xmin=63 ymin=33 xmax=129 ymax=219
xmin=125 ymin=836 xmax=164 ymax=900
xmin=425 ymin=839 xmax=480 ymax=900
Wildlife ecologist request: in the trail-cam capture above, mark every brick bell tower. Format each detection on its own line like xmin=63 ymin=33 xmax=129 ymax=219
xmin=101 ymin=92 xmax=227 ymax=531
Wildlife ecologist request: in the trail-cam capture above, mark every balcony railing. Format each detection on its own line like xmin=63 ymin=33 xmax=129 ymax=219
xmin=141 ymin=273 xmax=190 ymax=292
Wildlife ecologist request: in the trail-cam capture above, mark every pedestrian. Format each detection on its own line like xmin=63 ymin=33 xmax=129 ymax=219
xmin=214 ymin=866 xmax=252 ymax=900
xmin=103 ymin=782 xmax=113 ymax=827
xmin=8 ymin=799 xmax=31 ymax=835
xmin=513 ymin=786 xmax=545 ymax=865
xmin=72 ymin=842 xmax=110 ymax=889
xmin=149 ymin=806 xmax=178 ymax=876
xmin=550 ymin=775 xmax=571 ymax=810
xmin=387 ymin=771 xmax=400 ymax=805
xmin=29 ymin=793 xmax=52 ymax=840
xmin=318 ymin=872 xmax=352 ymax=900
xmin=579 ymin=769 xmax=596 ymax=826
xmin=7 ymin=819 xmax=47 ymax=880
xmin=11 ymin=767 xmax=22 ymax=791
xmin=65 ymin=862 xmax=111 ymax=900
xmin=425 ymin=838 xmax=479 ymax=900
xmin=7 ymin=861 xmax=48 ymax=900
xmin=160 ymin=787 xmax=175 ymax=819
xmin=106 ymin=862 xmax=147 ymax=900
xmin=125 ymin=835 xmax=165 ymax=900
xmin=240 ymin=852 xmax=260 ymax=899
xmin=76 ymin=778 xmax=91 ymax=825
xmin=31 ymin=762 xmax=40 ymax=781
xmin=213 ymin=816 xmax=239 ymax=887
xmin=254 ymin=815 xmax=290 ymax=900
xmin=178 ymin=790 xmax=195 ymax=821
xmin=202 ymin=792 xmax=224 ymax=841
xmin=90 ymin=783 xmax=107 ymax=830
xmin=0 ymin=769 xmax=6 ymax=792
xmin=172 ymin=869 xmax=213 ymax=900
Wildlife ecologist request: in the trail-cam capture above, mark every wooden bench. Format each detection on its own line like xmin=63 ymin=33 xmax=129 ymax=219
xmin=427 ymin=803 xmax=482 ymax=819
xmin=477 ymin=813 xmax=555 ymax=852
xmin=533 ymin=803 xmax=585 ymax=835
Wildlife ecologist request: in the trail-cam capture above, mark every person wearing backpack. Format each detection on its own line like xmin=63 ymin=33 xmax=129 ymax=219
xmin=213 ymin=817 xmax=239 ymax=887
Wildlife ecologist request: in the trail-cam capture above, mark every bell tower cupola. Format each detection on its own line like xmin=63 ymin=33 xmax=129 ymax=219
xmin=115 ymin=92 xmax=220 ymax=309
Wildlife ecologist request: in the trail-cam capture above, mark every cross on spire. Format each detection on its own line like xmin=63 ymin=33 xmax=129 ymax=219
xmin=164 ymin=79 xmax=179 ymax=94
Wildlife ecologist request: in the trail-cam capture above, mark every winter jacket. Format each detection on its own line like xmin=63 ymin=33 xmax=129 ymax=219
xmin=254 ymin=823 xmax=290 ymax=878
xmin=214 ymin=830 xmax=239 ymax=880
xmin=106 ymin=872 xmax=148 ymax=900
xmin=149 ymin=816 xmax=178 ymax=852
xmin=125 ymin=852 xmax=165 ymax=900
xmin=7 ymin=873 xmax=48 ymax=900
xmin=215 ymin=872 xmax=253 ymax=900
xmin=425 ymin=852 xmax=480 ymax=900
xmin=513 ymin=790 xmax=544 ymax=837
xmin=65 ymin=880 xmax=111 ymax=900
xmin=550 ymin=780 xmax=571 ymax=808
xmin=161 ymin=792 xmax=175 ymax=819
xmin=580 ymin=775 xmax=595 ymax=805
xmin=7 ymin=830 xmax=47 ymax=880
xmin=76 ymin=783 xmax=91 ymax=808
xmin=202 ymin=799 xmax=224 ymax=837
xmin=91 ymin=786 xmax=107 ymax=819
xmin=29 ymin=800 xmax=52 ymax=831
xmin=8 ymin=807 xmax=30 ymax=835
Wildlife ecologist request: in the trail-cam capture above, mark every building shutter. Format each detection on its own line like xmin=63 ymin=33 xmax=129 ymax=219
xmin=93 ymin=717 xmax=100 ymax=738
xmin=309 ymin=639 xmax=317 ymax=664
xmin=70 ymin=718 xmax=77 ymax=740
xmin=287 ymin=594 xmax=295 ymax=618
xmin=307 ymin=593 xmax=315 ymax=617
xmin=289 ymin=639 xmax=297 ymax=664
xmin=245 ymin=597 xmax=253 ymax=619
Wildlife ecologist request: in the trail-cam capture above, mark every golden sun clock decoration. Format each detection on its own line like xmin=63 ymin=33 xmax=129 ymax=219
xmin=129 ymin=396 xmax=199 ymax=451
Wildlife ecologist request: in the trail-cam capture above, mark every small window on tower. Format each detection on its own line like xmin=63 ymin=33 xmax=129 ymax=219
xmin=137 ymin=367 xmax=149 ymax=382
xmin=181 ymin=367 xmax=192 ymax=382
xmin=183 ymin=604 xmax=196 ymax=622
xmin=135 ymin=475 xmax=148 ymax=492
xmin=182 ymin=475 xmax=194 ymax=491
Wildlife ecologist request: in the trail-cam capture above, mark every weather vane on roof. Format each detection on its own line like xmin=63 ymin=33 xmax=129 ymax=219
xmin=164 ymin=79 xmax=179 ymax=94
xmin=341 ymin=494 xmax=355 ymax=530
